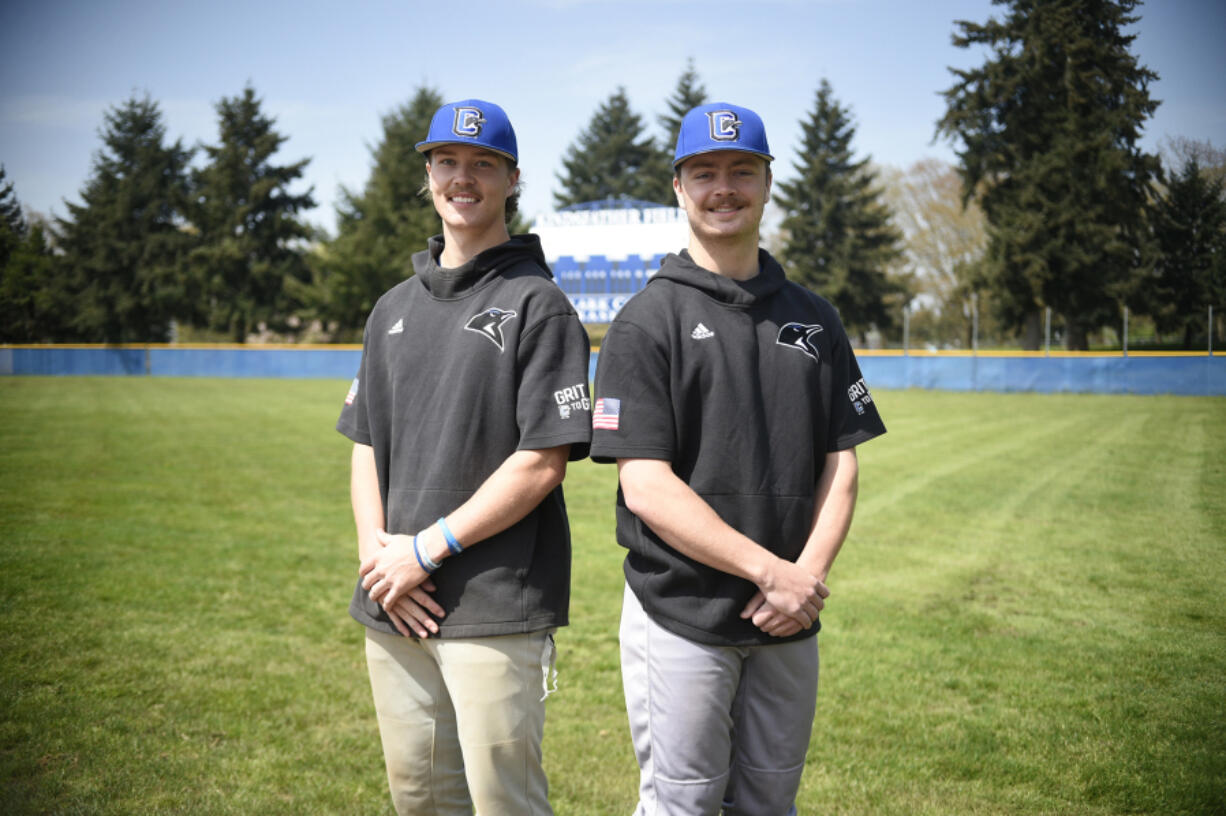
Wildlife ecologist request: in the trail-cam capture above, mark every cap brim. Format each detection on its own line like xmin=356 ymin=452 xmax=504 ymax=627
xmin=415 ymin=140 xmax=517 ymax=163
xmin=673 ymin=145 xmax=774 ymax=169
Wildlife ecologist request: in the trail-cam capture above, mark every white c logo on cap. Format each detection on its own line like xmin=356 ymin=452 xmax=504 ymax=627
xmin=707 ymin=110 xmax=742 ymax=142
xmin=452 ymin=107 xmax=486 ymax=138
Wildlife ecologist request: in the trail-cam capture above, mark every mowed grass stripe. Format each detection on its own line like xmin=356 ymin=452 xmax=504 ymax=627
xmin=1 ymin=379 xmax=1223 ymax=815
xmin=816 ymin=391 xmax=1225 ymax=815
xmin=854 ymin=395 xmax=1090 ymax=530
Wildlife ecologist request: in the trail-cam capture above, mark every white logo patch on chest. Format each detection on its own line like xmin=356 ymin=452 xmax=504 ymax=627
xmin=776 ymin=322 xmax=824 ymax=362
xmin=465 ymin=308 xmax=518 ymax=351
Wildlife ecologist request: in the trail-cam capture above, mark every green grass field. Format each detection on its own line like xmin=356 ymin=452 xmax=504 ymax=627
xmin=1 ymin=378 xmax=1223 ymax=815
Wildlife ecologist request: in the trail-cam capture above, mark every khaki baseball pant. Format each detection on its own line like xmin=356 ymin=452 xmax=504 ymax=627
xmin=364 ymin=628 xmax=557 ymax=816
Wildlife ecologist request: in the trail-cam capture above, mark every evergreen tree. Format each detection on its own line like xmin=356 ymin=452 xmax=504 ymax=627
xmin=1 ymin=221 xmax=65 ymax=343
xmin=640 ymin=60 xmax=709 ymax=203
xmin=659 ymin=59 xmax=708 ymax=145
xmin=0 ymin=166 xmax=27 ymax=267
xmin=0 ymin=169 xmax=63 ymax=342
xmin=1140 ymin=156 xmax=1226 ymax=347
xmin=189 ymin=85 xmax=315 ymax=342
xmin=554 ymin=88 xmax=664 ymax=208
xmin=55 ymin=94 xmax=195 ymax=342
xmin=937 ymin=0 xmax=1160 ymax=349
xmin=775 ymin=80 xmax=905 ymax=341
xmin=303 ymin=87 xmax=443 ymax=336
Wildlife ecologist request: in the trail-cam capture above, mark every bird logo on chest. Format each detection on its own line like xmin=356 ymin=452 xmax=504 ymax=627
xmin=465 ymin=308 xmax=518 ymax=351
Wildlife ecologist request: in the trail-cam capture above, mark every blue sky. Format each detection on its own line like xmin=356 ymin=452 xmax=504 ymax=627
xmin=2 ymin=0 xmax=1222 ymax=233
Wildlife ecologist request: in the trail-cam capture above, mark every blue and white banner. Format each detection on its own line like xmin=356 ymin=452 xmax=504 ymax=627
xmin=568 ymin=294 xmax=631 ymax=324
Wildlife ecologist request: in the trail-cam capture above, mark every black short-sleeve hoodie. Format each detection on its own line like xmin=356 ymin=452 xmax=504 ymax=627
xmin=337 ymin=234 xmax=592 ymax=638
xmin=590 ymin=249 xmax=885 ymax=646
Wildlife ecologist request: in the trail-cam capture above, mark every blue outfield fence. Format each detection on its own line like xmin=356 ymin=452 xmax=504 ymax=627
xmin=856 ymin=353 xmax=1225 ymax=397
xmin=1 ymin=346 xmax=1224 ymax=397
xmin=0 ymin=345 xmax=363 ymax=380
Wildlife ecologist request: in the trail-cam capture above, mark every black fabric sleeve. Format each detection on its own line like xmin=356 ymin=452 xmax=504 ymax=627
xmin=589 ymin=319 xmax=675 ymax=464
xmin=516 ymin=312 xmax=593 ymax=460
xmin=826 ymin=314 xmax=886 ymax=451
xmin=335 ymin=323 xmax=373 ymax=446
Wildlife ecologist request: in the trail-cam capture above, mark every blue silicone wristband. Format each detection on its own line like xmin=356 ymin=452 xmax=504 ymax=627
xmin=437 ymin=517 xmax=462 ymax=556
xmin=412 ymin=535 xmax=437 ymax=574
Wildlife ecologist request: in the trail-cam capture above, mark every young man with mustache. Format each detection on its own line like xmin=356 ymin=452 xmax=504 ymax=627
xmin=590 ymin=102 xmax=886 ymax=815
xmin=337 ymin=98 xmax=591 ymax=816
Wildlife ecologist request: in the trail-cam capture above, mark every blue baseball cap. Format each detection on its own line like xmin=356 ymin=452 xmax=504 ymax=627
xmin=415 ymin=99 xmax=518 ymax=164
xmin=673 ymin=102 xmax=773 ymax=168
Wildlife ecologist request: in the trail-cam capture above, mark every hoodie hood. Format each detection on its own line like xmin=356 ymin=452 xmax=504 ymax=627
xmin=652 ymin=249 xmax=788 ymax=308
xmin=412 ymin=234 xmax=551 ymax=300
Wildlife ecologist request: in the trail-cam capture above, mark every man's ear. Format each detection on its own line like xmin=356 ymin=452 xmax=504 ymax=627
xmin=673 ymin=174 xmax=685 ymax=209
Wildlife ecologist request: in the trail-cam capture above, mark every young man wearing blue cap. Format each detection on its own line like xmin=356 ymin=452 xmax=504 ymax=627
xmin=590 ymin=103 xmax=886 ymax=815
xmin=337 ymin=99 xmax=591 ymax=816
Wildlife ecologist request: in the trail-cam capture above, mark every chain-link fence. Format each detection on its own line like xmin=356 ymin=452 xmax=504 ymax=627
xmin=883 ymin=301 xmax=1222 ymax=354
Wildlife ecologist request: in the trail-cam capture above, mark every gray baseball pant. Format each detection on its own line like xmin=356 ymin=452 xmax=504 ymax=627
xmin=619 ymin=584 xmax=819 ymax=816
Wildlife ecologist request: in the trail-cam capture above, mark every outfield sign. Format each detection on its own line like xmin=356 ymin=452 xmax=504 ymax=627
xmin=568 ymin=295 xmax=631 ymax=324
xmin=532 ymin=205 xmax=687 ymax=262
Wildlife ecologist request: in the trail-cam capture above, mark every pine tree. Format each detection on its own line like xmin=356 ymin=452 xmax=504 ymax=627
xmin=0 ymin=169 xmax=51 ymax=342
xmin=303 ymin=87 xmax=443 ymax=336
xmin=554 ymin=88 xmax=664 ymax=208
xmin=937 ymin=0 xmax=1160 ymax=349
xmin=659 ymin=59 xmax=708 ymax=146
xmin=640 ymin=60 xmax=709 ymax=203
xmin=1 ymin=221 xmax=63 ymax=343
xmin=55 ymin=94 xmax=196 ymax=342
xmin=189 ymin=85 xmax=316 ymax=342
xmin=775 ymin=80 xmax=905 ymax=341
xmin=0 ymin=166 xmax=27 ymax=262
xmin=1141 ymin=156 xmax=1226 ymax=347
xmin=1 ymin=167 xmax=26 ymax=294
xmin=0 ymin=170 xmax=72 ymax=342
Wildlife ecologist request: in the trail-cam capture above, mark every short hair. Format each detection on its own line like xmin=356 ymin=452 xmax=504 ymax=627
xmin=420 ymin=151 xmax=520 ymax=224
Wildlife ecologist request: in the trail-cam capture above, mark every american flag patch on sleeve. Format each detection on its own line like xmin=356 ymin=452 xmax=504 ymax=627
xmin=592 ymin=398 xmax=621 ymax=431
xmin=345 ymin=377 xmax=359 ymax=406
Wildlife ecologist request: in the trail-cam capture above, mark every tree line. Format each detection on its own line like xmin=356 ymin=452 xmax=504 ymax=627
xmin=2 ymin=0 xmax=1223 ymax=349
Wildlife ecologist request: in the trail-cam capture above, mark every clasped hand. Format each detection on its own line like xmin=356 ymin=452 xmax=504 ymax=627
xmin=741 ymin=560 xmax=830 ymax=638
xmin=359 ymin=529 xmax=445 ymax=638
